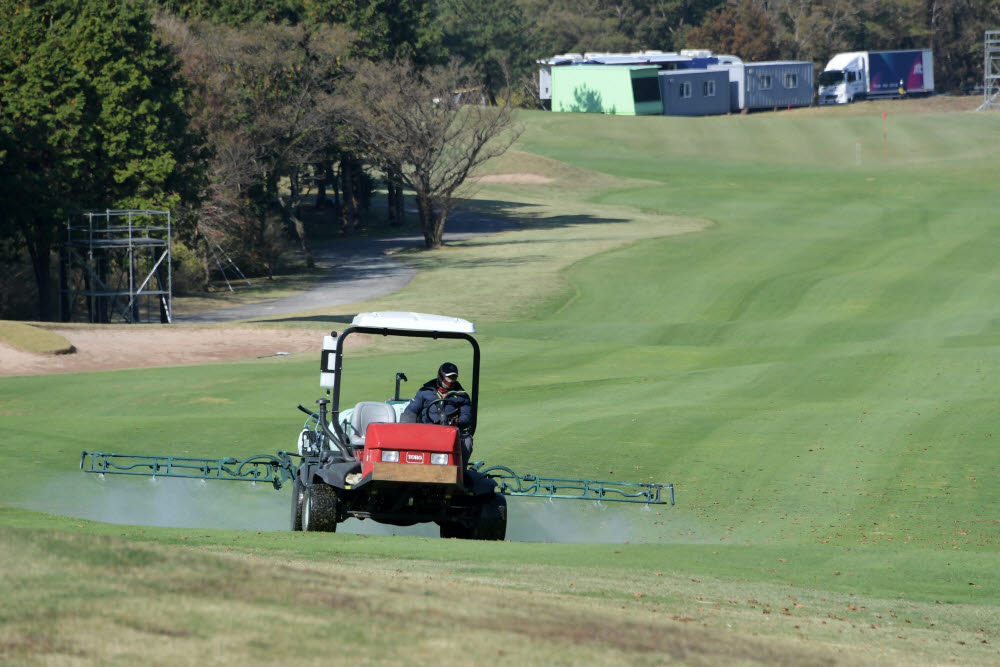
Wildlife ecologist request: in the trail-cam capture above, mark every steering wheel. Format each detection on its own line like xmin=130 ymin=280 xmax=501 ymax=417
xmin=423 ymin=392 xmax=464 ymax=426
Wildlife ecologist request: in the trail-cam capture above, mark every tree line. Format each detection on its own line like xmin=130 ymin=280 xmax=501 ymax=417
xmin=1 ymin=0 xmax=996 ymax=321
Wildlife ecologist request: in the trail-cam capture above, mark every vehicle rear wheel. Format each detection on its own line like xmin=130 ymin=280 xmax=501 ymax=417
xmin=290 ymin=478 xmax=305 ymax=531
xmin=441 ymin=494 xmax=507 ymax=540
xmin=302 ymin=482 xmax=338 ymax=532
xmin=473 ymin=493 xmax=507 ymax=541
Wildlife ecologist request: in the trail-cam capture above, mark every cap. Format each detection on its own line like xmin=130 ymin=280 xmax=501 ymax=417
xmin=437 ymin=362 xmax=458 ymax=388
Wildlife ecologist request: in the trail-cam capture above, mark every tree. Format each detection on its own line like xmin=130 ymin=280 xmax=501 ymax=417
xmin=767 ymin=0 xmax=866 ymax=62
xmin=156 ymin=16 xmax=352 ymax=277
xmin=343 ymin=0 xmax=444 ymax=67
xmin=438 ymin=0 xmax=533 ymax=104
xmin=342 ymin=58 xmax=521 ymax=249
xmin=682 ymin=0 xmax=779 ymax=60
xmin=0 ymin=0 xmax=205 ymax=320
xmin=155 ymin=0 xmax=303 ymax=25
xmin=514 ymin=0 xmax=728 ymax=57
xmin=927 ymin=0 xmax=1000 ymax=92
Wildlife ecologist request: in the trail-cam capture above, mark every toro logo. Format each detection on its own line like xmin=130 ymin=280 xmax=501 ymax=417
xmin=405 ymin=452 xmax=425 ymax=464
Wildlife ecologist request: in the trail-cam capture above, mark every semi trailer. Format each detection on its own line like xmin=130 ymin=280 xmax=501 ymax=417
xmin=817 ymin=49 xmax=933 ymax=105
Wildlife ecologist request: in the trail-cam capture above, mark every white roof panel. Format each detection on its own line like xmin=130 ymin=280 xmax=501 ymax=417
xmin=350 ymin=311 xmax=476 ymax=333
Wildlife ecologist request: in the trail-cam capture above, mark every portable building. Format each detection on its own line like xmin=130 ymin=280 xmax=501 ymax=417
xmin=712 ymin=61 xmax=813 ymax=111
xmin=550 ymin=65 xmax=663 ymax=115
xmin=658 ymin=69 xmax=731 ymax=116
xmin=744 ymin=62 xmax=814 ymax=110
xmin=538 ymin=53 xmax=583 ymax=100
xmin=584 ymin=52 xmax=692 ymax=70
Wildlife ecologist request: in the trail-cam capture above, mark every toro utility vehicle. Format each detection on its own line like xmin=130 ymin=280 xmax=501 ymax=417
xmin=81 ymin=312 xmax=673 ymax=540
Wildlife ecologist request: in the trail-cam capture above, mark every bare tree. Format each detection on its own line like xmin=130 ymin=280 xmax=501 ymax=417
xmin=157 ymin=15 xmax=352 ymax=277
xmin=342 ymin=58 xmax=522 ymax=249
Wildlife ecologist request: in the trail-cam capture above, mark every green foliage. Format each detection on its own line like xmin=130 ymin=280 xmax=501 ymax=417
xmin=0 ymin=0 xmax=206 ymax=319
xmin=517 ymin=0 xmax=728 ymax=55
xmin=343 ymin=0 xmax=444 ymax=66
xmin=156 ymin=0 xmax=445 ymax=67
xmin=438 ymin=0 xmax=532 ymax=102
xmin=154 ymin=0 xmax=304 ymax=24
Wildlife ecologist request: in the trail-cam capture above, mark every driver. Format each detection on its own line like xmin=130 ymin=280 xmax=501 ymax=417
xmin=402 ymin=362 xmax=474 ymax=465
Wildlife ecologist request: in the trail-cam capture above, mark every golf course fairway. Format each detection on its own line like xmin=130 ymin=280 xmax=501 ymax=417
xmin=1 ymin=100 xmax=998 ymax=664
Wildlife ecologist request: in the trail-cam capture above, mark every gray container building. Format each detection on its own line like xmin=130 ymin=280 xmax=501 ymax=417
xmin=716 ymin=61 xmax=814 ymax=111
xmin=745 ymin=61 xmax=814 ymax=109
xmin=658 ymin=70 xmax=731 ymax=116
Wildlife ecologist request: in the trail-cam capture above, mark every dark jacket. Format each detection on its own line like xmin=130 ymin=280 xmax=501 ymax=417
xmin=403 ymin=379 xmax=472 ymax=430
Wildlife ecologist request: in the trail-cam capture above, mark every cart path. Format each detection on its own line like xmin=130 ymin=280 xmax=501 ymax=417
xmin=174 ymin=210 xmax=516 ymax=324
xmin=0 ymin=211 xmax=516 ymax=376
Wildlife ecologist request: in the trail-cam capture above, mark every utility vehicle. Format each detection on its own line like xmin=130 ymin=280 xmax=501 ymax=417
xmin=293 ymin=311 xmax=505 ymax=539
xmin=81 ymin=312 xmax=672 ymax=539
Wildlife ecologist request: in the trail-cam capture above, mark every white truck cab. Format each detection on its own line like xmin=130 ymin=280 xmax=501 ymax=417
xmin=817 ymin=52 xmax=868 ymax=105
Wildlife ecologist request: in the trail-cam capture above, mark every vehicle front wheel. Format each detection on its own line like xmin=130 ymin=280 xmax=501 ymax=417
xmin=302 ymin=482 xmax=339 ymax=532
xmin=290 ymin=478 xmax=305 ymax=531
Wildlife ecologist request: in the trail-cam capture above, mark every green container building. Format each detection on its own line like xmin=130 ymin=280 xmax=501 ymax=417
xmin=551 ymin=65 xmax=663 ymax=115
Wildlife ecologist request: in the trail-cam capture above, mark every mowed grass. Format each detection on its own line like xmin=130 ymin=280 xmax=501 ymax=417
xmin=0 ymin=320 xmax=74 ymax=354
xmin=2 ymin=103 xmax=1000 ymax=664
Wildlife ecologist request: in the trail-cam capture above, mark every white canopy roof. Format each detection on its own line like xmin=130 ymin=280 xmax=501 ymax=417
xmin=350 ymin=311 xmax=476 ymax=333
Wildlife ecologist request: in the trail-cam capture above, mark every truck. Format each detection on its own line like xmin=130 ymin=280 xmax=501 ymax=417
xmin=817 ymin=50 xmax=933 ymax=105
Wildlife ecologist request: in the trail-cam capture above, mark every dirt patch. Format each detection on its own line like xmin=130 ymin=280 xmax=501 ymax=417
xmin=0 ymin=327 xmax=365 ymax=376
xmin=471 ymin=172 xmax=553 ymax=184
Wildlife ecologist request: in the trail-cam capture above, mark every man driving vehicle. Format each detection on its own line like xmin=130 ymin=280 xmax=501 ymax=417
xmin=402 ymin=362 xmax=474 ymax=465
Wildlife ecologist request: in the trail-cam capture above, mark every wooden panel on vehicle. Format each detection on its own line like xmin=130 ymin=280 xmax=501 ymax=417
xmin=372 ymin=462 xmax=461 ymax=485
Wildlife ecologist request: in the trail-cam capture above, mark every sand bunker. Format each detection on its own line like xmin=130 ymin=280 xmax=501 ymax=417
xmin=0 ymin=326 xmax=365 ymax=376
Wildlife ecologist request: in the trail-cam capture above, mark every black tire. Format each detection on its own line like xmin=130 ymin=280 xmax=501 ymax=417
xmin=290 ymin=478 xmax=305 ymax=531
xmin=302 ymin=482 xmax=339 ymax=532
xmin=441 ymin=494 xmax=507 ymax=540
xmin=473 ymin=493 xmax=507 ymax=541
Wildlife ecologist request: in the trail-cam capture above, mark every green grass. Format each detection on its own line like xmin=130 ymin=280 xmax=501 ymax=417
xmin=0 ymin=320 xmax=74 ymax=354
xmin=2 ymin=104 xmax=1000 ymax=664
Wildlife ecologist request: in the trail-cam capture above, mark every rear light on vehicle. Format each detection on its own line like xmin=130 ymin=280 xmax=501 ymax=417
xmin=430 ymin=453 xmax=449 ymax=465
xmin=381 ymin=450 xmax=399 ymax=463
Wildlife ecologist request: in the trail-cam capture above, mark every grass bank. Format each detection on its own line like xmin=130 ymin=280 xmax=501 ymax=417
xmin=0 ymin=320 xmax=74 ymax=354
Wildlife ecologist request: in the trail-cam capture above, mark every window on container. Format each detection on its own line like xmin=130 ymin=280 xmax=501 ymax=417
xmin=784 ymin=73 xmax=798 ymax=88
xmin=680 ymin=81 xmax=692 ymax=98
xmin=703 ymin=80 xmax=716 ymax=97
xmin=631 ymin=76 xmax=660 ymax=103
xmin=759 ymin=74 xmax=772 ymax=89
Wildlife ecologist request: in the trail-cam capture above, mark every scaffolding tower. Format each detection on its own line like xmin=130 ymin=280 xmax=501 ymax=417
xmin=59 ymin=209 xmax=172 ymax=324
xmin=978 ymin=30 xmax=1000 ymax=111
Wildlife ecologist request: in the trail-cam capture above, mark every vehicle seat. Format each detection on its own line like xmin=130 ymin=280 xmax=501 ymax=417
xmin=347 ymin=402 xmax=398 ymax=447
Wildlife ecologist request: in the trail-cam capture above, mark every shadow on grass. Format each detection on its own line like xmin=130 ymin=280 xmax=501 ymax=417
xmin=302 ymin=193 xmax=634 ymax=257
xmin=458 ymin=198 xmax=631 ymax=229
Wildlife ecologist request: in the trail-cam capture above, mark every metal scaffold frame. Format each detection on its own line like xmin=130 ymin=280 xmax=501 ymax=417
xmin=59 ymin=209 xmax=173 ymax=324
xmin=978 ymin=30 xmax=1000 ymax=111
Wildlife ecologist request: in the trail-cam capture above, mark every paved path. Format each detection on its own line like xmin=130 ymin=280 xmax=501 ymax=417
xmin=175 ymin=211 xmax=515 ymax=324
